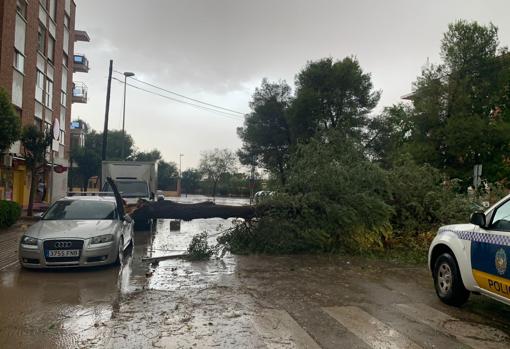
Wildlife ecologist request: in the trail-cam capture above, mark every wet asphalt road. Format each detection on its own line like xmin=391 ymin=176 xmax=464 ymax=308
xmin=1 ymin=196 xmax=510 ymax=348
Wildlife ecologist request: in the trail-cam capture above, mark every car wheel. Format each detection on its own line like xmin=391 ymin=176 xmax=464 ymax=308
xmin=115 ymin=237 xmax=124 ymax=266
xmin=433 ymin=253 xmax=470 ymax=306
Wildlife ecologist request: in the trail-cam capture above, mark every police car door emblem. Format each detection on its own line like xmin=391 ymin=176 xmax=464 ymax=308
xmin=495 ymin=248 xmax=507 ymax=276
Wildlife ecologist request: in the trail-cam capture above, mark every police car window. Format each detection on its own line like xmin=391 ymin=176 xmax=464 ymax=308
xmin=490 ymin=200 xmax=510 ymax=231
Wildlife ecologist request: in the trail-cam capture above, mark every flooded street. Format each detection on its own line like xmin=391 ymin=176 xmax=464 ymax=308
xmin=1 ymin=197 xmax=510 ymax=348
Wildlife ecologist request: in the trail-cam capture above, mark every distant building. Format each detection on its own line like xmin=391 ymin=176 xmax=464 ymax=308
xmin=0 ymin=0 xmax=89 ymax=206
xmin=70 ymin=119 xmax=88 ymax=150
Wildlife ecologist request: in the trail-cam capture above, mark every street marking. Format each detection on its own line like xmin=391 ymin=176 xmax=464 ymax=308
xmin=323 ymin=306 xmax=422 ymax=349
xmin=396 ymin=303 xmax=510 ymax=349
xmin=253 ymin=309 xmax=321 ymax=349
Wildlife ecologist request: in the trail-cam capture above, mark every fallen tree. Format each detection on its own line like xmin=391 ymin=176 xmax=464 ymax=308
xmin=131 ymin=200 xmax=256 ymax=222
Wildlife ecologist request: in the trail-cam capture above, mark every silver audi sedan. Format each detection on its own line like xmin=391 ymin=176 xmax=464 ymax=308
xmin=19 ymin=196 xmax=133 ymax=269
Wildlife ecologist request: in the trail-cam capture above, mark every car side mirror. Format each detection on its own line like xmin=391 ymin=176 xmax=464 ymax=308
xmin=150 ymin=192 xmax=155 ymax=200
xmin=35 ymin=212 xmax=44 ymax=220
xmin=470 ymin=212 xmax=486 ymax=227
xmin=123 ymin=214 xmax=133 ymax=223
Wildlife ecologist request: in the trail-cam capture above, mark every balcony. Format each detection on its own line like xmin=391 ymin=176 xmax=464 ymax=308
xmin=73 ymin=54 xmax=89 ymax=73
xmin=74 ymin=30 xmax=90 ymax=42
xmin=72 ymin=82 xmax=88 ymax=104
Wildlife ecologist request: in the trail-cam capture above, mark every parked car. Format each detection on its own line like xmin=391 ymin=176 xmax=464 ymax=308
xmin=429 ymin=194 xmax=510 ymax=306
xmin=19 ymin=196 xmax=133 ymax=269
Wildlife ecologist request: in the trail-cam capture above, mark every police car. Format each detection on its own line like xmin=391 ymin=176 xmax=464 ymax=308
xmin=429 ymin=194 xmax=510 ymax=306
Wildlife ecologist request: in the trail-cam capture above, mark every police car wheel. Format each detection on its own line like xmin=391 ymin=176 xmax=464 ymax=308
xmin=433 ymin=253 xmax=470 ymax=306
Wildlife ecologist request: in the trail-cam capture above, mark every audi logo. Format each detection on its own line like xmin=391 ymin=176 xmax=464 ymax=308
xmin=55 ymin=242 xmax=72 ymax=248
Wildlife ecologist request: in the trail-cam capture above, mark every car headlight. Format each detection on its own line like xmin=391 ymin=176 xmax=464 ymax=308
xmin=90 ymin=234 xmax=114 ymax=245
xmin=21 ymin=236 xmax=38 ymax=245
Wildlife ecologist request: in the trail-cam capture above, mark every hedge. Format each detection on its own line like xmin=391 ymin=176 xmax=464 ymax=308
xmin=0 ymin=200 xmax=21 ymax=228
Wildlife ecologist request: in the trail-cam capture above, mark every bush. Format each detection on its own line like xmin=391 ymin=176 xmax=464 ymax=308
xmin=0 ymin=200 xmax=21 ymax=228
xmin=187 ymin=232 xmax=214 ymax=260
xmin=387 ymin=155 xmax=473 ymax=235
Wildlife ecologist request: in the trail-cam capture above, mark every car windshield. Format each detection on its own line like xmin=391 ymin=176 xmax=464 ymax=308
xmin=103 ymin=181 xmax=149 ymax=198
xmin=43 ymin=200 xmax=117 ymax=220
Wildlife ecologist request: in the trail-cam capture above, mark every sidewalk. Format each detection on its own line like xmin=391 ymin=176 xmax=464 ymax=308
xmin=0 ymin=218 xmax=36 ymax=270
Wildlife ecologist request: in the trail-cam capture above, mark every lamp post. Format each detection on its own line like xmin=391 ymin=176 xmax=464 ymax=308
xmin=121 ymin=71 xmax=135 ymax=159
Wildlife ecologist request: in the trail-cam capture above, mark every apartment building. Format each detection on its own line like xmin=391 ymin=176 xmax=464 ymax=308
xmin=0 ymin=0 xmax=89 ymax=206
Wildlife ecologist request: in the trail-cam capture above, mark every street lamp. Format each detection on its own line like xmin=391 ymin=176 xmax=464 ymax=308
xmin=121 ymin=71 xmax=135 ymax=159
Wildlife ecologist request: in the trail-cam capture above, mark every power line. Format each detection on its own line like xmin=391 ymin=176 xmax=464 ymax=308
xmin=111 ymin=77 xmax=244 ymax=121
xmin=113 ymin=70 xmax=245 ymax=115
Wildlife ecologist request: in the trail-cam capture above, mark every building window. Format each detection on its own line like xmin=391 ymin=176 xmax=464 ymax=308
xmin=38 ymin=23 xmax=46 ymax=54
xmin=16 ymin=0 xmax=27 ymax=18
xmin=62 ymin=52 xmax=68 ymax=67
xmin=14 ymin=13 xmax=26 ymax=53
xmin=61 ymin=67 xmax=68 ymax=93
xmin=61 ymin=91 xmax=67 ymax=106
xmin=64 ymin=14 xmax=70 ymax=29
xmin=45 ymin=78 xmax=53 ymax=109
xmin=49 ymin=0 xmax=56 ymax=20
xmin=65 ymin=0 xmax=71 ymax=15
xmin=34 ymin=117 xmax=42 ymax=130
xmin=35 ymin=70 xmax=45 ymax=103
xmin=63 ymin=28 xmax=69 ymax=55
xmin=13 ymin=50 xmax=25 ymax=73
xmin=47 ymin=35 xmax=55 ymax=63
xmin=60 ymin=107 xmax=66 ymax=136
xmin=12 ymin=70 xmax=24 ymax=107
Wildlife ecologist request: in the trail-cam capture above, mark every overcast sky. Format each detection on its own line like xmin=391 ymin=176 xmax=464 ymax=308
xmin=73 ymin=0 xmax=510 ymax=170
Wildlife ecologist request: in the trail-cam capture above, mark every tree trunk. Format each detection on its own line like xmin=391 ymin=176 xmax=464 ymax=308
xmin=132 ymin=200 xmax=255 ymax=222
xmin=212 ymin=180 xmax=218 ymax=200
xmin=27 ymin=169 xmax=37 ymax=216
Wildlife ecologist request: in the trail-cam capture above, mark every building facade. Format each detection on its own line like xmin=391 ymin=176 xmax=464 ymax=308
xmin=0 ymin=0 xmax=89 ymax=207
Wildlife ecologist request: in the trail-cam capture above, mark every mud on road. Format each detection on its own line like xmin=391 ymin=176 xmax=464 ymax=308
xmin=1 ymin=198 xmax=510 ymax=348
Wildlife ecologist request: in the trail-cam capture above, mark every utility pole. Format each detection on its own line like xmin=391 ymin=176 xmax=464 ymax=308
xmin=120 ymin=71 xmax=135 ymax=159
xmin=102 ymin=60 xmax=113 ymax=162
xmin=100 ymin=60 xmax=113 ymax=188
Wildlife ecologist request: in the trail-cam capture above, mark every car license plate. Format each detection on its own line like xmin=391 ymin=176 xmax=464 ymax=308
xmin=47 ymin=250 xmax=80 ymax=257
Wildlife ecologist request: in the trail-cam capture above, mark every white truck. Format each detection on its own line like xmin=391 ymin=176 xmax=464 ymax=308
xmin=101 ymin=161 xmax=157 ymax=205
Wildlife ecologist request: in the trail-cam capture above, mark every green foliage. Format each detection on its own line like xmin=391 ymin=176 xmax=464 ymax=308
xmin=187 ymin=232 xmax=214 ymax=260
xmin=0 ymin=88 xmax=21 ymax=153
xmin=158 ymin=160 xmax=178 ymax=190
xmin=71 ymin=147 xmax=101 ymax=190
xmin=222 ymin=132 xmax=393 ymax=254
xmin=132 ymin=149 xmax=162 ymax=161
xmin=290 ymin=57 xmax=380 ymax=142
xmin=181 ymin=169 xmax=201 ymax=194
xmin=387 ymin=155 xmax=473 ymax=235
xmin=409 ymin=20 xmax=510 ymax=185
xmin=21 ymin=125 xmax=52 ymax=170
xmin=0 ymin=200 xmax=21 ymax=228
xmin=441 ymin=20 xmax=499 ymax=72
xmin=366 ymin=104 xmax=414 ymax=168
xmin=21 ymin=125 xmax=52 ymax=216
xmin=85 ymin=129 xmax=135 ymax=161
xmin=238 ymin=79 xmax=292 ymax=185
xmin=199 ymin=149 xmax=237 ymax=198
